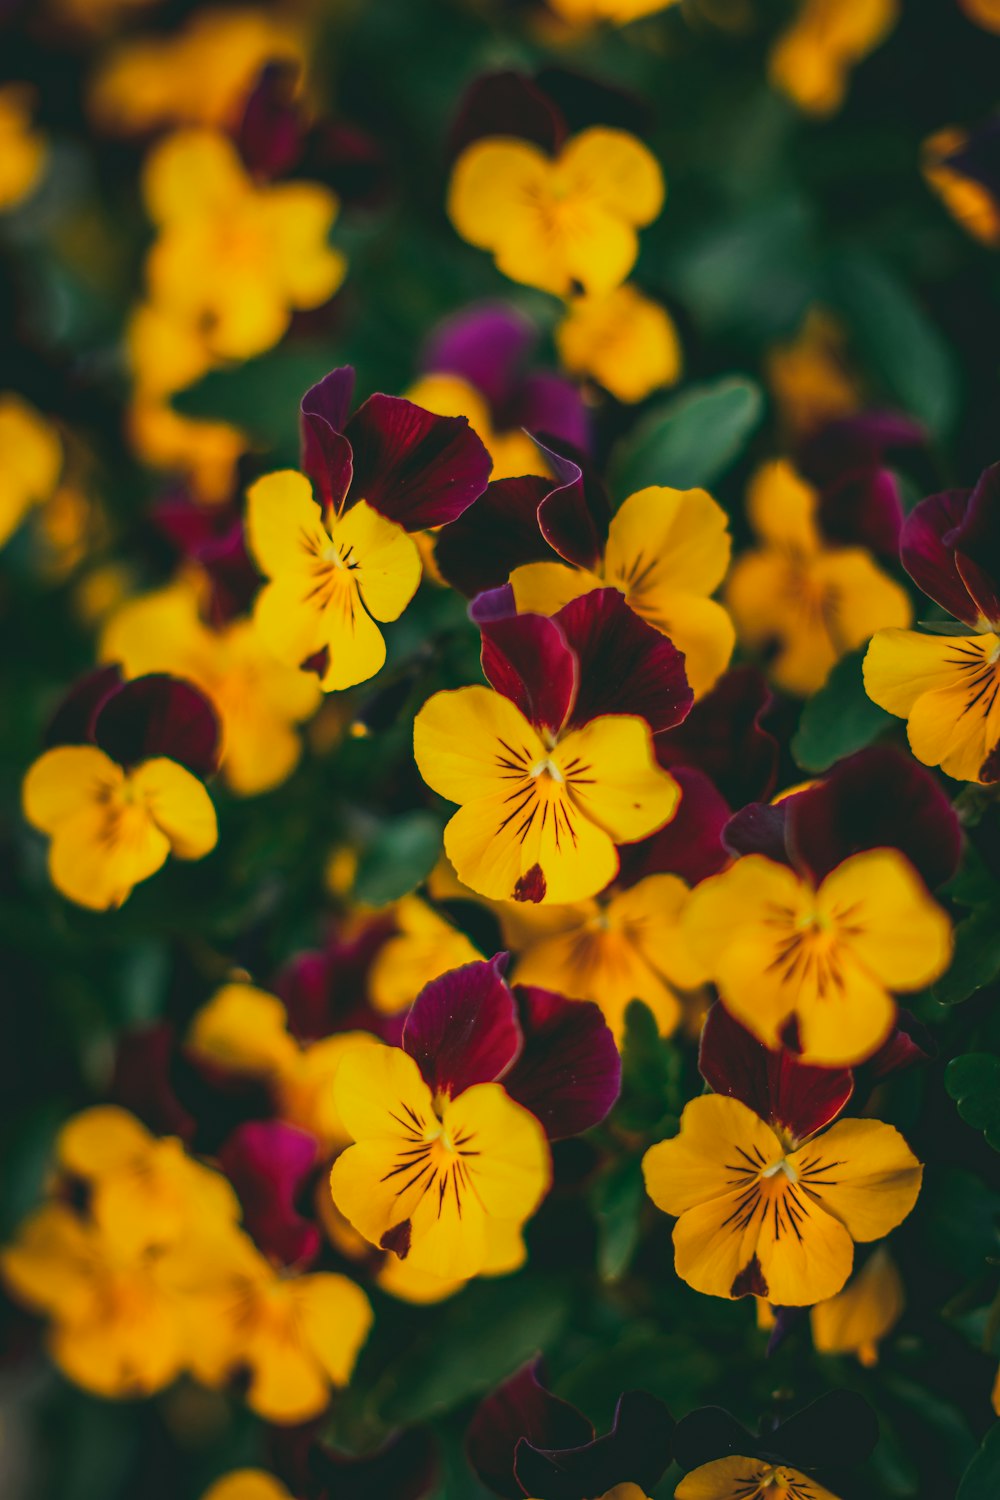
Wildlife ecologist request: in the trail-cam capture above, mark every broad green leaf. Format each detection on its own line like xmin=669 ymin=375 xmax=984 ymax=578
xmin=593 ymin=1157 xmax=646 ymax=1282
xmin=946 ymin=1054 xmax=1000 ymax=1150
xmin=791 ymin=648 xmax=892 ymax=772
xmin=353 ymin=810 xmax=443 ymax=906
xmin=611 ymin=376 xmax=763 ymax=495
xmin=615 ymin=1000 xmax=682 ymax=1135
xmin=957 ymin=1422 xmax=1000 ymax=1500
xmin=933 ymin=907 xmax=1000 ymax=1006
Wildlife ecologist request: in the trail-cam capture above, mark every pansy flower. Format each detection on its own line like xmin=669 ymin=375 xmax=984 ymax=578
xmin=765 ymin=308 xmax=862 ymax=441
xmin=865 ymin=464 xmax=1000 ymax=782
xmin=467 ymin=1358 xmax=673 ymax=1500
xmin=0 ymin=393 xmax=62 ymax=549
xmin=545 ymin=0 xmax=680 ymax=24
xmin=555 ymin=282 xmax=682 ymax=405
xmin=809 ymin=1245 xmax=905 ymax=1366
xmin=22 ymin=669 xmax=220 ymax=910
xmin=414 ymin=587 xmax=688 ymax=904
xmin=246 ymin=365 xmax=492 ymax=691
xmin=368 ymin=894 xmax=482 ymax=1014
xmin=643 ymin=1004 xmax=922 ymax=1305
xmin=922 ymin=119 xmax=1000 ymax=248
xmin=329 ymin=956 xmax=620 ymax=1280
xmin=0 ymin=85 xmax=47 ymax=212
xmin=768 ymin=0 xmax=899 ymax=117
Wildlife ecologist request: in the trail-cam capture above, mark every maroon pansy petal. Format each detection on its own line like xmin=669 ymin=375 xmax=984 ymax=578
xmin=345 ymin=394 xmax=492 ymax=530
xmin=434 ymin=476 xmax=557 ymax=597
xmin=800 ymin=411 xmax=925 ymax=490
xmin=900 ymin=488 xmax=979 ymax=624
xmin=556 ymin=587 xmax=692 ymax=734
xmin=953 ymin=462 xmax=1000 ymax=627
xmin=93 ymin=674 xmax=221 ymax=778
xmin=110 ymin=1023 xmax=195 ymax=1143
xmin=656 ymin=666 xmax=779 ymax=808
xmin=699 ymin=1002 xmax=853 ymax=1143
xmin=153 ymin=495 xmax=257 ymax=625
xmin=507 ymin=373 xmax=590 ymax=455
xmin=504 ymin=986 xmax=621 ymax=1141
xmin=480 ymin=610 xmax=578 ymax=735
xmin=470 ymin=583 xmax=517 ymax=624
xmin=466 ymin=1359 xmax=594 ymax=1499
xmin=617 ymin=767 xmax=730 ymax=887
xmin=513 ymin=1390 xmax=674 ymax=1500
xmin=786 ymin=745 xmax=962 ymax=888
xmin=402 ymin=955 xmax=522 ymax=1097
xmin=275 ymin=919 xmax=396 ymax=1042
xmin=300 ymin=367 xmax=356 ymax=511
xmin=854 ymin=1007 xmax=935 ymax=1097
xmin=722 ymin=802 xmax=791 ymax=865
xmin=238 ymin=60 xmax=305 ymax=181
xmin=534 ymin=436 xmax=611 ymax=572
xmin=448 ymin=70 xmax=565 ymax=160
xmin=312 ymin=1428 xmax=438 ymax=1500
xmin=817 ymin=465 xmax=904 ymax=558
xmin=218 ymin=1121 xmax=320 ymax=1268
xmin=422 ymin=302 xmax=537 ymax=413
xmin=44 ymin=664 xmax=123 ymax=748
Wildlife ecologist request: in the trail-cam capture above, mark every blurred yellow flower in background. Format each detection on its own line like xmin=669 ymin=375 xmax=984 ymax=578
xmin=0 ymin=86 xmax=47 ymax=211
xmin=769 ymin=0 xmax=898 ymax=117
xmin=556 ymin=284 xmax=682 ymax=403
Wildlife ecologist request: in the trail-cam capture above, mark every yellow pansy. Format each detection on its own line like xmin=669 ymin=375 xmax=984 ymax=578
xmin=769 ymin=0 xmax=899 ymax=117
xmin=676 ymin=1457 xmax=842 ymax=1499
xmin=0 ymin=394 xmax=62 ymax=548
xmin=0 ymin=86 xmax=47 ymax=211
xmin=368 ymin=895 xmax=482 ymax=1014
xmin=765 ymin=308 xmax=862 ymax=440
xmin=555 ymin=284 xmax=682 ymax=404
xmin=810 ymin=1246 xmax=905 ymax=1366
xmin=547 ymin=0 xmax=678 ymax=19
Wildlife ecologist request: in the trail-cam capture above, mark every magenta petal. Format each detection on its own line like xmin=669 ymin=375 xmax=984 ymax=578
xmin=656 ymin=666 xmax=779 ymax=807
xmin=723 ymin=802 xmax=791 ymax=865
xmin=555 ymin=588 xmax=692 ymax=734
xmin=900 ymin=488 xmax=980 ymax=625
xmin=786 ymin=745 xmax=961 ymax=889
xmin=44 ymin=664 xmax=124 ymax=748
xmin=313 ymin=1429 xmax=438 ymax=1500
xmin=93 ymin=674 xmax=221 ymax=778
xmin=218 ymin=1120 xmax=320 ymax=1268
xmin=448 ymin=70 xmax=565 ymax=160
xmin=435 ymin=476 xmax=557 ymax=597
xmin=467 ymin=1360 xmax=594 ymax=1500
xmin=507 ymin=373 xmax=590 ymax=454
xmin=514 ymin=1390 xmax=674 ymax=1500
xmin=699 ymin=1003 xmax=853 ymax=1143
xmin=480 ymin=610 xmax=578 ymax=735
xmin=470 ymin=583 xmax=517 ymax=623
xmin=403 ymin=955 xmax=522 ymax=1096
xmin=345 ymin=394 xmax=492 ymax=530
xmin=110 ymin=1024 xmax=195 ymax=1143
xmin=237 ymin=60 xmax=305 ymax=180
xmin=504 ymin=986 xmax=621 ymax=1140
xmin=534 ymin=437 xmax=611 ymax=571
xmin=300 ymin=367 xmax=356 ymax=511
xmin=953 ymin=462 xmax=1000 ymax=627
xmin=422 ymin=301 xmax=537 ymax=412
xmin=818 ymin=465 xmax=904 ymax=558
xmin=617 ymin=767 xmax=730 ymax=887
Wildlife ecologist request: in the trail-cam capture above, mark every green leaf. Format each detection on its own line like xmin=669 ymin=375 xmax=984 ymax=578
xmin=593 ymin=1158 xmax=646 ymax=1282
xmin=933 ymin=907 xmax=1000 ymax=1006
xmin=353 ymin=810 xmax=443 ymax=906
xmin=615 ymin=1000 xmax=683 ymax=1134
xmin=790 ymin=648 xmax=892 ymax=772
xmin=946 ymin=1054 xmax=1000 ymax=1151
xmin=958 ymin=1422 xmax=1000 ymax=1500
xmin=610 ymin=376 xmax=763 ymax=495
xmin=173 ymin=345 xmax=339 ymax=451
xmin=832 ymin=251 xmax=960 ymax=438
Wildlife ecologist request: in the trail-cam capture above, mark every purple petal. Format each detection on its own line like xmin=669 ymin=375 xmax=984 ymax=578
xmin=153 ymin=495 xmax=257 ymax=624
xmin=300 ymin=368 xmax=356 ymax=511
xmin=480 ymin=611 xmax=578 ymax=735
xmin=800 ymin=410 xmax=925 ymax=487
xmin=403 ymin=955 xmax=522 ymax=1097
xmin=506 ymin=374 xmax=590 ymax=454
xmin=93 ymin=674 xmax=221 ymax=778
xmin=275 ymin=918 xmax=397 ymax=1042
xmin=466 ymin=1360 xmax=593 ymax=1499
xmin=817 ymin=465 xmax=904 ymax=558
xmin=434 ymin=476 xmax=556 ymax=597
xmin=237 ymin=60 xmax=305 ymax=181
xmin=699 ymin=1002 xmax=853 ymax=1144
xmin=786 ymin=745 xmax=962 ymax=888
xmin=534 ymin=437 xmax=611 ymax=572
xmin=953 ymin=462 xmax=1000 ymax=627
xmin=900 ymin=488 xmax=980 ymax=625
xmin=312 ymin=1429 xmax=438 ymax=1500
xmin=656 ymin=666 xmax=779 ymax=808
xmin=422 ymin=302 xmax=537 ymax=412
xmin=448 ymin=70 xmax=565 ymax=160
xmin=345 ymin=394 xmax=492 ymax=530
xmin=723 ymin=802 xmax=791 ymax=865
xmin=110 ymin=1024 xmax=195 ymax=1143
xmin=504 ymin=986 xmax=621 ymax=1140
xmin=514 ymin=1390 xmax=674 ymax=1500
xmin=470 ymin=583 xmax=517 ymax=624
xmin=617 ymin=767 xmax=730 ymax=887
xmin=555 ymin=587 xmax=692 ymax=734
xmin=44 ymin=664 xmax=123 ymax=748
xmin=218 ymin=1121 xmax=320 ymax=1268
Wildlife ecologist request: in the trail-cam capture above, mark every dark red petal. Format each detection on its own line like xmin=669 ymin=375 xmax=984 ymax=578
xmin=555 ymin=587 xmax=692 ymax=734
xmin=275 ymin=917 xmax=396 ymax=1042
xmin=153 ymin=495 xmax=257 ymax=625
xmin=44 ymin=664 xmax=123 ymax=747
xmin=656 ymin=666 xmax=779 ymax=807
xmin=110 ymin=1024 xmax=195 ymax=1143
xmin=817 ymin=464 xmax=904 ymax=558
xmin=93 ymin=674 xmax=221 ymax=777
xmin=312 ymin=1429 xmax=438 ymax=1500
xmin=513 ymin=1390 xmax=674 ymax=1500
xmin=237 ymin=60 xmax=305 ymax=180
xmin=854 ymin=1007 xmax=935 ymax=1096
xmin=723 ymin=801 xmax=791 ymax=865
xmin=900 ymin=488 xmax=979 ymax=624
xmin=218 ymin=1121 xmax=320 ymax=1268
xmin=504 ymin=986 xmax=621 ymax=1140
xmin=953 ymin=461 xmax=1000 ymax=627
xmin=617 ymin=767 xmax=731 ymax=887
xmin=448 ymin=70 xmax=565 ymax=159
xmin=534 ymin=436 xmax=611 ymax=571
xmin=422 ymin=301 xmax=537 ymax=412
xmin=506 ymin=373 xmax=590 ymax=455
xmin=480 ymin=609 xmax=578 ymax=735
xmin=786 ymin=744 xmax=962 ymax=888
xmin=345 ymin=394 xmax=492 ymax=530
xmin=699 ymin=1003 xmax=853 ymax=1143
xmin=800 ymin=410 xmax=925 ymax=490
xmin=434 ymin=476 xmax=556 ymax=597
xmin=402 ymin=955 xmax=522 ymax=1096
xmin=466 ymin=1359 xmax=593 ymax=1499
xmin=300 ymin=367 xmax=356 ymax=511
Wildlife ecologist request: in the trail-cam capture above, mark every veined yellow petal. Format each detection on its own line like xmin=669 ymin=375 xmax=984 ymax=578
xmin=643 ymin=1094 xmax=782 ymax=1217
xmin=23 ymin=745 xmax=122 ymax=834
xmin=554 ymin=713 xmax=679 ymax=844
xmin=414 ymin=685 xmax=546 ymax=804
xmin=334 ymin=500 xmax=422 ymax=623
xmin=130 ymin=757 xmax=217 ymax=859
xmin=447 ymin=138 xmax=551 ymax=251
xmin=245 ymin=469 xmax=328 ymax=581
xmin=818 ymin=848 xmax=952 ymax=991
xmin=790 ymin=1117 xmax=922 ymax=1243
xmin=677 ymin=1457 xmax=842 ymax=1500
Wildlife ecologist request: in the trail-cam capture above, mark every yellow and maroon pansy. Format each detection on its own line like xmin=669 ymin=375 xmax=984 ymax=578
xmin=246 ymin=365 xmax=492 ymax=692
xmin=922 ymin=121 xmax=1000 ymax=247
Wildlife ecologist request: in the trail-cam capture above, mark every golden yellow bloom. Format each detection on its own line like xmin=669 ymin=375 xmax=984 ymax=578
xmin=810 ymin=1246 xmax=905 ymax=1365
xmin=368 ymin=895 xmax=482 ymax=1014
xmin=960 ymin=0 xmax=1000 ymax=31
xmin=682 ymin=850 xmax=952 ymax=1065
xmin=922 ymin=127 xmax=1000 ymax=248
xmin=510 ymin=485 xmax=733 ymax=698
xmin=547 ymin=0 xmax=679 ymax=21
xmin=726 ymin=460 xmax=911 ymax=697
xmin=0 ymin=86 xmax=47 ymax=211
xmin=142 ymin=130 xmax=343 ymax=365
xmin=0 ymin=394 xmax=62 ymax=549
xmin=677 ymin=1457 xmax=842 ymax=1499
xmin=555 ymin=284 xmax=682 ymax=403
xmin=201 ymin=1475 xmax=293 ymax=1500
xmin=23 ymin=744 xmax=217 ymax=910
xmin=448 ymin=128 xmax=664 ymax=297
xmin=48 ymin=0 xmax=159 ymax=32
xmin=406 ymin=373 xmax=543 ymax=481
xmin=765 ymin=308 xmax=861 ymax=439
xmin=769 ymin=0 xmax=898 ymax=117
xmin=102 ymin=583 xmax=321 ymax=796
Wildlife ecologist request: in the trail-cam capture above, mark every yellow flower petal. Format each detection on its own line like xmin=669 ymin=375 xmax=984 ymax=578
xmin=187 ymin=982 xmax=299 ymax=1078
xmin=677 ymin=1458 xmax=842 ymax=1500
xmin=23 ymin=745 xmax=122 ymax=835
xmin=555 ymin=714 xmax=679 ymax=844
xmin=790 ymin=1117 xmax=923 ymax=1243
xmin=246 ymin=469 xmax=328 ymax=581
xmin=334 ymin=500 xmax=422 ymax=623
xmin=508 ymin=561 xmax=602 ymax=616
xmin=643 ymin=1095 xmax=781 ymax=1217
xmin=131 ymin=757 xmax=217 ymax=859
xmin=56 ymin=1105 xmax=153 ymax=1180
xmin=201 ymin=1473 xmax=294 ymax=1500
xmin=810 ymin=1245 xmax=904 ymax=1363
xmin=288 ymin=1271 xmax=373 ymax=1386
xmin=558 ymin=126 xmax=665 ymax=226
xmin=447 ymin=138 xmax=551 ymax=251
xmin=414 ymin=685 xmax=546 ymax=804
xmin=142 ymin=127 xmax=246 ymax=224
xmin=818 ymin=848 xmax=952 ymax=991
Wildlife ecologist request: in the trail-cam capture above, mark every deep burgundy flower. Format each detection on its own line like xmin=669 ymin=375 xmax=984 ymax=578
xmin=900 ymin=461 xmax=1000 ymax=628
xmin=44 ymin=668 xmax=221 ymax=779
